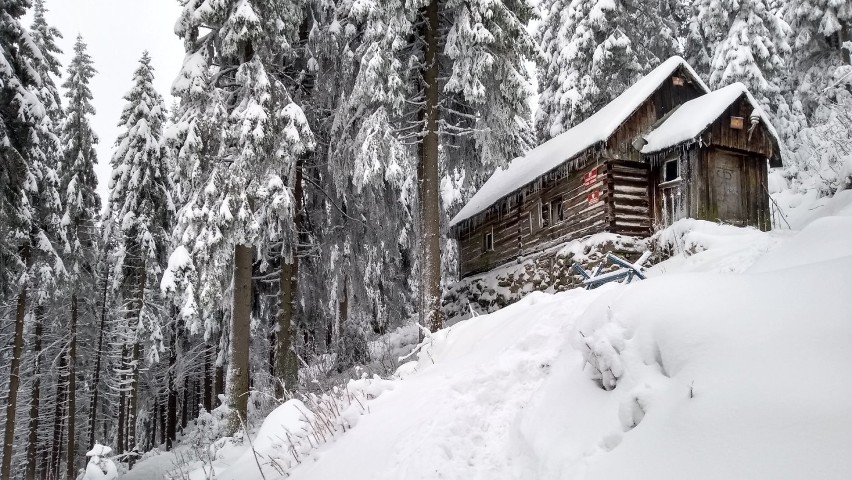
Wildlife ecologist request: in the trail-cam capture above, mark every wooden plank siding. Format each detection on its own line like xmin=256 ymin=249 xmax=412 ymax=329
xmin=454 ymin=67 xmax=706 ymax=278
xmin=705 ymin=96 xmax=777 ymax=162
xmin=606 ymin=160 xmax=652 ymax=237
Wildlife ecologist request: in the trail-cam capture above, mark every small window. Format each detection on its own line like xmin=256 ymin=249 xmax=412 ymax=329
xmin=663 ymin=159 xmax=679 ymax=183
xmin=482 ymin=230 xmax=494 ymax=252
xmin=540 ymin=202 xmax=550 ymax=229
xmin=550 ymin=197 xmax=564 ymax=225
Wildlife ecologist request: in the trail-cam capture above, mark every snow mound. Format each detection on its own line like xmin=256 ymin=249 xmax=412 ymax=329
xmin=286 ymin=210 xmax=852 ymax=479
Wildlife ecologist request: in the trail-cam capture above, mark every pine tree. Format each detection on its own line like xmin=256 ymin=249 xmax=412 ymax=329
xmin=103 ymin=51 xmax=173 ymax=463
xmin=59 ymin=34 xmax=100 ymax=480
xmin=536 ymin=0 xmax=682 ymax=140
xmin=169 ymin=0 xmax=314 ymax=434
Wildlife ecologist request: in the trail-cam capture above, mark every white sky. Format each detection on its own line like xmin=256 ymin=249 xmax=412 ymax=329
xmin=31 ymin=0 xmax=186 ymax=205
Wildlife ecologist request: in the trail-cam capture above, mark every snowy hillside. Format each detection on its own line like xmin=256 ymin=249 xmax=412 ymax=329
xmin=136 ymin=194 xmax=852 ymax=480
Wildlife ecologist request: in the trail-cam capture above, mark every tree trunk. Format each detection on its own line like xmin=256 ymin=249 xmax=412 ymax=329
xmin=419 ymin=0 xmax=444 ymax=333
xmin=66 ymin=294 xmax=78 ymax=480
xmin=214 ymin=321 xmax=225 ymax=406
xmin=88 ymin=269 xmax=110 ymax=451
xmin=126 ymin=341 xmax=141 ymax=468
xmin=203 ymin=340 xmax=213 ymax=412
xmin=276 ymin=259 xmax=297 ymax=397
xmin=227 ymin=244 xmax=253 ymax=434
xmin=181 ymin=374 xmax=189 ymax=430
xmin=275 ymin=157 xmax=303 ymax=397
xmin=2 ymin=244 xmax=29 ymax=480
xmin=166 ymin=321 xmax=177 ymax=450
xmin=50 ymin=347 xmax=68 ymax=480
xmin=116 ymin=343 xmax=127 ymax=455
xmin=25 ymin=304 xmax=44 ymax=480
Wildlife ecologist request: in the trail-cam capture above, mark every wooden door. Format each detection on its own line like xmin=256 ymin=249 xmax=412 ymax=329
xmin=710 ymin=153 xmax=745 ymax=224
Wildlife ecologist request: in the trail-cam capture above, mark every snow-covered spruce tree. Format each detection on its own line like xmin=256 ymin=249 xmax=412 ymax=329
xmin=103 ymin=51 xmax=173 ymax=463
xmin=785 ymin=0 xmax=851 ymax=116
xmin=778 ymin=0 xmax=852 ymax=193
xmin=25 ymin=2 xmax=67 ymax=478
xmin=536 ymin=0 xmax=682 ymax=140
xmin=168 ymin=0 xmax=314 ymax=434
xmin=688 ymin=0 xmax=791 ymax=113
xmin=279 ymin=0 xmax=415 ymax=373
xmin=0 ymin=1 xmax=68 ymax=478
xmin=340 ymin=0 xmax=537 ymax=333
xmin=58 ymin=33 xmax=101 ymax=480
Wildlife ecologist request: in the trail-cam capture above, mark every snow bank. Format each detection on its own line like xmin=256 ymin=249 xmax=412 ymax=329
xmin=132 ymin=197 xmax=852 ymax=480
xmin=287 ymin=209 xmax=852 ymax=479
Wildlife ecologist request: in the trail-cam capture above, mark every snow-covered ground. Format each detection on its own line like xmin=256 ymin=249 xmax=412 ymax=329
xmin=126 ymin=192 xmax=852 ymax=480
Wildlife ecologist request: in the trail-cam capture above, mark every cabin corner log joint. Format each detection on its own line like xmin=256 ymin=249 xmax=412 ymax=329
xmin=450 ymin=57 xmax=782 ymax=278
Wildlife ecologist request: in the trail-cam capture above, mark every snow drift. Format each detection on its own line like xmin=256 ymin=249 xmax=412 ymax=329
xmin=149 ymin=198 xmax=852 ymax=480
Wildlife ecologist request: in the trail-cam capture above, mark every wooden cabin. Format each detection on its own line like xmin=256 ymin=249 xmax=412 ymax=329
xmin=449 ymin=57 xmax=781 ymax=278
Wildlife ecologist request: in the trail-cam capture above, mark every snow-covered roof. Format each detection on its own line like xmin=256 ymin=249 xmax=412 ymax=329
xmin=641 ymin=82 xmax=781 ymax=156
xmin=450 ymin=56 xmax=709 ymax=228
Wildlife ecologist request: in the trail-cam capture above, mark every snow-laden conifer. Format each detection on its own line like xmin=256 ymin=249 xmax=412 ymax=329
xmin=168 ymin=0 xmax=314 ymax=434
xmin=24 ymin=2 xmax=68 ymax=476
xmin=337 ymin=0 xmax=538 ymax=334
xmin=59 ymin=33 xmax=101 ymax=478
xmin=103 ymin=51 xmax=173 ymax=458
xmin=536 ymin=0 xmax=681 ymax=140
xmin=688 ymin=0 xmax=791 ymax=111
xmin=0 ymin=1 xmax=63 ymax=477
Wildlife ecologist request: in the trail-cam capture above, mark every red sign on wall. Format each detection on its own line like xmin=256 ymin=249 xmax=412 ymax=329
xmin=583 ymin=168 xmax=598 ymax=187
xmin=588 ymin=191 xmax=601 ymax=205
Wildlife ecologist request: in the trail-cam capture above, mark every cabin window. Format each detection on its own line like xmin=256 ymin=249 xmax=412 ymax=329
xmin=663 ymin=159 xmax=679 ymax=183
xmin=540 ymin=201 xmax=550 ymax=229
xmin=550 ymin=197 xmax=564 ymax=225
xmin=482 ymin=229 xmax=494 ymax=253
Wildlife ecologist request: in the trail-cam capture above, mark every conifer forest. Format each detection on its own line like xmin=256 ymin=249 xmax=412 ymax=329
xmin=0 ymin=0 xmax=850 ymax=478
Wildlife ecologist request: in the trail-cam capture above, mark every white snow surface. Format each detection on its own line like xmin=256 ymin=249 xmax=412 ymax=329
xmin=641 ymin=82 xmax=780 ymax=154
xmin=293 ymin=199 xmax=852 ymax=479
xmin=450 ymin=56 xmax=709 ymax=227
xmin=131 ymin=193 xmax=852 ymax=480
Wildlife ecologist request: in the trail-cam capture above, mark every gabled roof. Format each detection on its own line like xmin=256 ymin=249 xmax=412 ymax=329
xmin=450 ymin=56 xmax=709 ymax=228
xmin=641 ymin=82 xmax=781 ymax=165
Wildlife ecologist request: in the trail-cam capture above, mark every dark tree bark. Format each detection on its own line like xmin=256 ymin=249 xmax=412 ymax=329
xmin=419 ymin=0 xmax=444 ymax=333
xmin=227 ymin=243 xmax=254 ymax=434
xmin=50 ymin=348 xmax=68 ymax=480
xmin=88 ymin=269 xmax=110 ymax=450
xmin=181 ymin=374 xmax=189 ymax=430
xmin=2 ymin=245 xmax=29 ymax=479
xmin=203 ymin=340 xmax=213 ymax=412
xmin=127 ymin=341 xmax=141 ymax=468
xmin=166 ymin=321 xmax=177 ymax=450
xmin=214 ymin=321 xmax=225 ymax=407
xmin=25 ymin=305 xmax=44 ymax=480
xmin=116 ymin=343 xmax=128 ymax=455
xmin=66 ymin=294 xmax=78 ymax=480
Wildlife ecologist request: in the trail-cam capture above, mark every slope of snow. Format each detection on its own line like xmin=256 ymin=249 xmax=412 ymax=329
xmin=641 ymin=82 xmax=780 ymax=155
xmin=450 ymin=56 xmax=709 ymax=227
xmin=138 ymin=194 xmax=852 ymax=480
xmin=288 ymin=203 xmax=852 ymax=479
